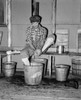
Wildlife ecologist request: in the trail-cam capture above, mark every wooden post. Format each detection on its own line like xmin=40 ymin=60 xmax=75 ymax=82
xmin=51 ymin=0 xmax=57 ymax=34
xmin=7 ymin=0 xmax=12 ymax=62
xmin=48 ymin=55 xmax=52 ymax=77
xmin=50 ymin=0 xmax=57 ymax=77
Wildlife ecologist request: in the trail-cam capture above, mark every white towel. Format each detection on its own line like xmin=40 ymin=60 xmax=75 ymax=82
xmin=22 ymin=58 xmax=30 ymax=65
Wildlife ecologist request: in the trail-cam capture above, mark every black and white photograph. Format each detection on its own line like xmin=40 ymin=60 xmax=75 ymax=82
xmin=0 ymin=0 xmax=81 ymax=100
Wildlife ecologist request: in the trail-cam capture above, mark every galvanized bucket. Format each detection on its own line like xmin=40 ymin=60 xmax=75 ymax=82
xmin=55 ymin=64 xmax=70 ymax=81
xmin=2 ymin=61 xmax=17 ymax=77
xmin=24 ymin=62 xmax=43 ymax=85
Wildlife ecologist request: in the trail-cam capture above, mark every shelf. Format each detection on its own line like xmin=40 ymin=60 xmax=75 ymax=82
xmin=43 ymin=52 xmax=81 ymax=56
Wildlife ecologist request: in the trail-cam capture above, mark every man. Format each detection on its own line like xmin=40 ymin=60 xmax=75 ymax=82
xmin=6 ymin=15 xmax=56 ymax=65
xmin=21 ymin=15 xmax=48 ymax=65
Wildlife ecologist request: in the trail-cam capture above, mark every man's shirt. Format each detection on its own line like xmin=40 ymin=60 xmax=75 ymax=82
xmin=25 ymin=24 xmax=48 ymax=56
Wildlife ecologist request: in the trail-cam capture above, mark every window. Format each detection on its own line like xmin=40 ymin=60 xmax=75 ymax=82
xmin=0 ymin=0 xmax=7 ymax=26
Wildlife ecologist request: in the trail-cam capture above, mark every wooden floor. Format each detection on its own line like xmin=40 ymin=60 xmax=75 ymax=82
xmin=0 ymin=72 xmax=81 ymax=100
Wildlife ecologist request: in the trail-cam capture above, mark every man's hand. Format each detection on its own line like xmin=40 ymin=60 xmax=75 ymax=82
xmin=32 ymin=49 xmax=41 ymax=59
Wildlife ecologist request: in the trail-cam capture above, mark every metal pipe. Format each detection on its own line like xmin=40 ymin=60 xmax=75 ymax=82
xmin=7 ymin=0 xmax=12 ymax=62
xmin=31 ymin=0 xmax=36 ymax=16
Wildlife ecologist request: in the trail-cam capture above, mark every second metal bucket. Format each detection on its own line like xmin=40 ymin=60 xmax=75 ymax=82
xmin=2 ymin=61 xmax=17 ymax=77
xmin=55 ymin=64 xmax=70 ymax=81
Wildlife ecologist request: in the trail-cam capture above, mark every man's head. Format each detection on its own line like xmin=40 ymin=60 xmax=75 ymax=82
xmin=29 ymin=15 xmax=42 ymax=23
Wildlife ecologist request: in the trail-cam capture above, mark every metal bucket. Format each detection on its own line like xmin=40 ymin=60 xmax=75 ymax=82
xmin=2 ymin=61 xmax=17 ymax=77
xmin=24 ymin=62 xmax=43 ymax=85
xmin=55 ymin=64 xmax=70 ymax=81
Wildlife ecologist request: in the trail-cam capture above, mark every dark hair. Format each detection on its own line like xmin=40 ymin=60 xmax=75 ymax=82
xmin=29 ymin=15 xmax=42 ymax=23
